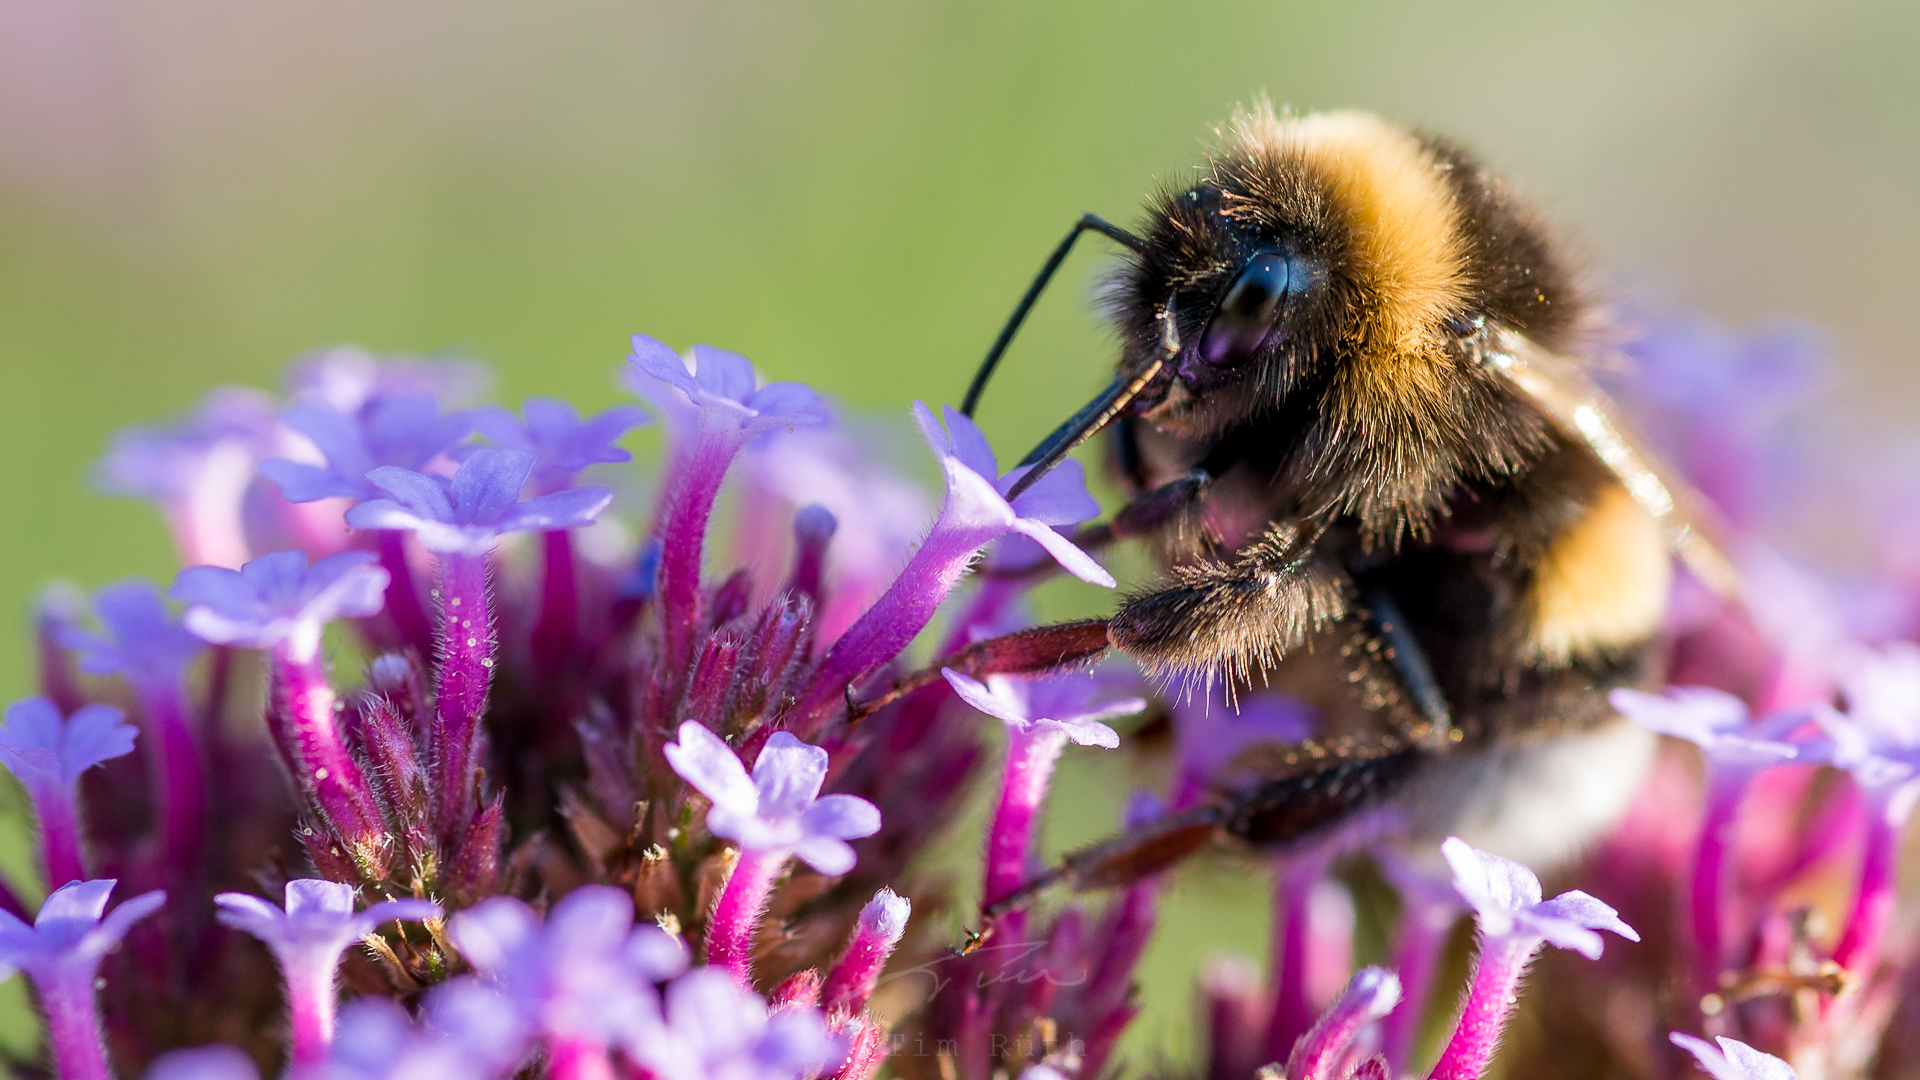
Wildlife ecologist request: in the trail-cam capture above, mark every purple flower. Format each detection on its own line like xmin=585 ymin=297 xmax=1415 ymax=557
xmin=0 ymin=880 xmax=166 ymax=1080
xmin=940 ymin=669 xmax=1142 ymax=748
xmin=623 ymin=967 xmax=841 ymax=1080
xmin=942 ymin=670 xmax=1141 ymax=909
xmin=288 ymin=346 xmax=489 ymax=413
xmin=823 ymin=888 xmax=911 ymax=1015
xmin=56 ymin=580 xmax=204 ymax=694
xmin=446 ymin=886 xmax=683 ymax=1054
xmin=261 ymin=394 xmax=474 ymax=503
xmin=627 ymin=336 xmax=831 ymax=438
xmin=0 ymin=697 xmax=137 ymax=790
xmin=1670 ymin=1033 xmax=1799 ymax=1080
xmin=172 ymin=550 xmax=390 ymax=663
xmin=94 ymin=386 xmax=279 ymax=569
xmin=1609 ymin=687 xmax=1805 ymax=769
xmin=913 ymin=403 xmax=1109 ymax=586
xmin=216 ymin=880 xmax=440 ymax=1068
xmin=1820 ymin=643 xmax=1920 ymax=790
xmin=143 ymin=1045 xmax=261 ymax=1080
xmin=1441 ymin=836 xmax=1638 ymax=958
xmin=0 ymin=697 xmax=137 ymax=888
xmin=664 ymin=723 xmax=880 ymax=874
xmin=471 ymin=397 xmax=650 ymax=490
xmin=1283 ymin=967 xmax=1401 ymax=1080
xmin=345 ymin=447 xmax=613 ymax=555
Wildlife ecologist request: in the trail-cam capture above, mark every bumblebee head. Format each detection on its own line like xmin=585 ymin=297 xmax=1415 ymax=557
xmin=981 ymin=105 xmax=1583 ymax=508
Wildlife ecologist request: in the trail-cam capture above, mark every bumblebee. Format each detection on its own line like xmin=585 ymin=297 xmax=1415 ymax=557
xmin=951 ymin=104 xmax=1734 ymax=915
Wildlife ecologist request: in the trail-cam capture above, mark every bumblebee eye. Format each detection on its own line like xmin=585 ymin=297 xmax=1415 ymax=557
xmin=1199 ymin=252 xmax=1289 ymax=366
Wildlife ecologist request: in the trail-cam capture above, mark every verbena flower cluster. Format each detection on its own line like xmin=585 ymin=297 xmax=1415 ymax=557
xmin=0 ymin=314 xmax=1912 ymax=1080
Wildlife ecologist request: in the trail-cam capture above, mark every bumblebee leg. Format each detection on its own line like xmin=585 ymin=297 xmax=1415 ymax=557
xmin=971 ymin=736 xmax=1430 ymax=940
xmin=1108 ymin=520 xmax=1349 ymax=680
xmin=1355 ymin=584 xmax=1455 ymax=739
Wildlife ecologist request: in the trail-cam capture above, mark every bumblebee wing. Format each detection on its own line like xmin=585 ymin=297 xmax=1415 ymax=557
xmin=1484 ymin=328 xmax=1740 ymax=597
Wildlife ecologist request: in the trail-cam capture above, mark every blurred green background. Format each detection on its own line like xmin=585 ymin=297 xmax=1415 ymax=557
xmin=1 ymin=0 xmax=1917 ymax=1067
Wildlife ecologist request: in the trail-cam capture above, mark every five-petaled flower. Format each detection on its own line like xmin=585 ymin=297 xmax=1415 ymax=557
xmin=0 ymin=880 xmax=166 ymax=1080
xmin=216 ymin=879 xmax=442 ymax=1068
xmin=261 ymin=393 xmax=473 ymax=504
xmin=345 ymin=447 xmax=612 ymax=555
xmin=627 ymin=336 xmax=831 ymax=439
xmin=472 ymin=396 xmax=651 ymax=491
xmin=0 ymin=697 xmax=138 ymax=888
xmin=665 ymin=723 xmax=881 ymax=873
xmin=445 ymin=886 xmax=688 ymax=1069
xmin=172 ymin=549 xmax=390 ymax=663
xmin=941 ymin=669 xmax=1143 ymax=749
xmin=1442 ymin=836 xmax=1639 ymax=958
xmin=56 ymin=580 xmax=205 ymax=694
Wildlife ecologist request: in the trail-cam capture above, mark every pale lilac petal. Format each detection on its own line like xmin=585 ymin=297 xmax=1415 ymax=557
xmin=144 ymin=1044 xmax=261 ymax=1080
xmin=86 ymin=889 xmax=166 ymax=958
xmin=344 ymin=499 xmax=435 ymax=535
xmin=628 ymin=926 xmax=689 ymax=981
xmin=755 ymin=1009 xmax=841 ymax=1075
xmin=800 ymin=794 xmax=882 ymax=840
xmin=259 ymin=458 xmax=362 ymax=503
xmin=365 ymin=466 xmax=455 ymax=521
xmin=283 ymin=879 xmax=355 ymax=920
xmin=446 ymin=897 xmax=540 ymax=975
xmin=491 ymin=487 xmax=613 ymax=532
xmin=545 ymin=886 xmax=634 ymax=952
xmin=686 ymin=343 xmax=757 ymax=403
xmin=1670 ymin=1033 xmax=1800 ymax=1080
xmin=213 ymin=893 xmax=288 ymax=943
xmin=629 ymin=334 xmax=700 ymax=397
xmin=38 ymin=879 xmax=116 ymax=927
xmin=790 ymin=836 xmax=858 ymax=876
xmin=752 ymin=733 xmax=830 ymax=819
xmin=1007 ymin=518 xmax=1115 ymax=586
xmin=941 ymin=670 xmax=1028 ymax=727
xmin=664 ymin=722 xmax=759 ymax=815
xmin=937 ymin=405 xmax=1000 ymax=480
xmin=1037 ymin=716 xmax=1121 ymax=748
xmin=1002 ymin=458 xmax=1102 ymax=526
xmin=450 ymin=448 xmax=536 ymax=525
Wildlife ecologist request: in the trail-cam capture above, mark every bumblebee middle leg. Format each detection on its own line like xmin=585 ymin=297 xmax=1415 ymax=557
xmin=1108 ymin=519 xmax=1350 ymax=681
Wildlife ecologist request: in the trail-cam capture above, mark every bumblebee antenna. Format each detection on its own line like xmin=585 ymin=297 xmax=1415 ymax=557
xmin=959 ymin=212 xmax=1146 ymax=418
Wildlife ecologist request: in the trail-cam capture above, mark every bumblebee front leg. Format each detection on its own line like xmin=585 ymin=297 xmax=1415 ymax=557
xmin=1108 ymin=519 xmax=1349 ymax=681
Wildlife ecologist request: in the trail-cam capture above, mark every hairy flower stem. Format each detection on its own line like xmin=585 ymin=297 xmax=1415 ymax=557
xmin=796 ymin=517 xmax=1003 ymax=725
xmin=272 ymin=646 xmax=384 ymax=855
xmin=140 ymin=687 xmax=208 ymax=880
xmin=1832 ymin=789 xmax=1913 ymax=977
xmin=1690 ymin=770 xmax=1747 ymax=987
xmin=25 ymin=781 xmax=86 ymax=889
xmin=707 ymin=848 xmax=789 ymax=981
xmin=1381 ymin=906 xmax=1456 ymax=1073
xmin=657 ymin=425 xmax=750 ymax=675
xmin=1266 ymin=853 xmax=1333 ymax=1060
xmin=1430 ymin=935 xmax=1538 ymax=1080
xmin=984 ymin=726 xmax=1069 ymax=912
xmin=432 ymin=552 xmax=494 ymax=840
xmin=376 ymin=531 xmax=434 ymax=656
xmin=38 ymin=968 xmax=113 ymax=1080
xmin=283 ymin=950 xmax=339 ymax=1069
xmin=532 ymin=529 xmax=578 ymax=680
xmin=547 ymin=1040 xmax=618 ymax=1080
